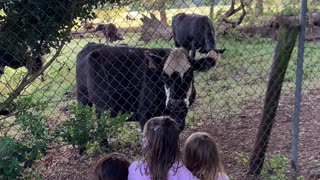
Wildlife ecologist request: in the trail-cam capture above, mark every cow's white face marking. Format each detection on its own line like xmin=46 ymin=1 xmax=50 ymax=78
xmin=184 ymin=84 xmax=193 ymax=108
xmin=163 ymin=48 xmax=193 ymax=108
xmin=163 ymin=48 xmax=191 ymax=78
xmin=165 ymin=85 xmax=170 ymax=106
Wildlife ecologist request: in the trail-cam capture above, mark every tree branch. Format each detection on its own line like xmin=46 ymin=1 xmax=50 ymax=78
xmin=222 ymin=0 xmax=247 ymax=28
xmin=0 ymin=1 xmax=77 ymax=111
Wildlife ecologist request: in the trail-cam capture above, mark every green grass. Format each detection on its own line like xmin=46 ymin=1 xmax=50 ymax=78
xmin=1 ymin=33 xmax=320 ymax=124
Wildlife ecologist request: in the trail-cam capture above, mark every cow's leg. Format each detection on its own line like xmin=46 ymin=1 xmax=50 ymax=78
xmin=136 ymin=111 xmax=153 ymax=148
xmin=172 ymin=30 xmax=179 ymax=47
xmin=76 ymin=97 xmax=93 ymax=155
xmin=41 ymin=72 xmax=45 ymax=82
xmin=138 ymin=113 xmax=147 ymax=148
xmin=136 ymin=112 xmax=148 ymax=131
xmin=97 ymin=109 xmax=118 ymax=150
xmin=173 ymin=37 xmax=180 ymax=48
xmin=191 ymin=40 xmax=196 ymax=58
xmin=0 ymin=66 xmax=4 ymax=75
xmin=95 ymin=109 xmax=102 ymax=119
xmin=79 ymin=95 xmax=92 ymax=107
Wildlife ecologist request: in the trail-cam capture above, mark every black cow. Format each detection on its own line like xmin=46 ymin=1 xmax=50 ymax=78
xmin=0 ymin=49 xmax=44 ymax=76
xmin=172 ymin=13 xmax=226 ymax=58
xmin=102 ymin=23 xmax=124 ymax=43
xmin=76 ymin=43 xmax=217 ymax=132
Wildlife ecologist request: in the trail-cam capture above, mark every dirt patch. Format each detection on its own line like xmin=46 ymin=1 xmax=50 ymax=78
xmin=36 ymin=89 xmax=320 ymax=179
xmin=182 ymin=89 xmax=320 ymax=179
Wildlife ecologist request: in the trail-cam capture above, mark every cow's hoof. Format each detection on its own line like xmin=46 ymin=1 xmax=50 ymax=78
xmin=100 ymin=139 xmax=109 ymax=150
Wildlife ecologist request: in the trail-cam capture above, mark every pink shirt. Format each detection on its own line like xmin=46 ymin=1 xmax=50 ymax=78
xmin=216 ymin=173 xmax=229 ymax=180
xmin=128 ymin=161 xmax=199 ymax=180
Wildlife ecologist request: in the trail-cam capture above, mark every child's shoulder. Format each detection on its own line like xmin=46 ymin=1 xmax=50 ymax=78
xmin=128 ymin=161 xmax=148 ymax=180
xmin=129 ymin=160 xmax=143 ymax=170
xmin=217 ymin=173 xmax=229 ymax=180
xmin=170 ymin=163 xmax=199 ymax=180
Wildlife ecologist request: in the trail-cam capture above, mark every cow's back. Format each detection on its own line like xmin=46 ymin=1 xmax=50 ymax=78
xmin=172 ymin=13 xmax=194 ymax=49
xmin=76 ymin=43 xmax=104 ymax=104
xmin=87 ymin=46 xmax=151 ymax=114
xmin=172 ymin=13 xmax=216 ymax=52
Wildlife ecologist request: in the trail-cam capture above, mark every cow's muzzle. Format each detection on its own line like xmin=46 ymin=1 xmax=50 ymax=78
xmin=167 ymin=99 xmax=188 ymax=131
xmin=167 ymin=99 xmax=186 ymax=110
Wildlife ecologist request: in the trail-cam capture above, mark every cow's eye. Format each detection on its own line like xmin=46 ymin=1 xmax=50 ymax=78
xmin=162 ymin=73 xmax=174 ymax=85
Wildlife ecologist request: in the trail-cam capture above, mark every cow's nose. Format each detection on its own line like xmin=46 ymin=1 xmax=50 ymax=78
xmin=168 ymin=99 xmax=186 ymax=110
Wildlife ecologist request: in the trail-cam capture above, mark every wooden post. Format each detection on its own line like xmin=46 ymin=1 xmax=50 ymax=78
xmin=247 ymin=23 xmax=299 ymax=177
xmin=209 ymin=0 xmax=215 ymax=20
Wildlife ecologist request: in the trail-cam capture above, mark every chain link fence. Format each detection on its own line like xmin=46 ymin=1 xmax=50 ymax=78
xmin=0 ymin=0 xmax=319 ymax=179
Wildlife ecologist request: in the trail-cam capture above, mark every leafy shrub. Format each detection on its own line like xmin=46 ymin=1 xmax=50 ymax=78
xmin=0 ymin=97 xmax=131 ymax=178
xmin=261 ymin=154 xmax=290 ymax=180
xmin=56 ymin=103 xmax=130 ymax=154
xmin=0 ymin=97 xmax=50 ymax=179
xmin=0 ymin=135 xmax=46 ymax=180
xmin=0 ymin=136 xmax=26 ymax=180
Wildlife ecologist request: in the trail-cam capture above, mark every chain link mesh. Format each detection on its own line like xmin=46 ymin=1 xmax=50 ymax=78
xmin=0 ymin=0 xmax=319 ymax=179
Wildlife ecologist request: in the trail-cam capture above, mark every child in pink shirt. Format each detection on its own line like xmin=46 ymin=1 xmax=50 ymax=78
xmin=128 ymin=116 xmax=198 ymax=180
xmin=183 ymin=132 xmax=229 ymax=180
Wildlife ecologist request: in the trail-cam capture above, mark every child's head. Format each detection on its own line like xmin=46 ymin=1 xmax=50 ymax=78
xmin=94 ymin=153 xmax=130 ymax=180
xmin=183 ymin=132 xmax=223 ymax=180
xmin=142 ymin=116 xmax=180 ymax=180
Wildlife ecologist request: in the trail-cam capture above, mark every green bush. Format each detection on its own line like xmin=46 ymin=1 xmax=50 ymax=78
xmin=0 ymin=97 xmax=50 ymax=179
xmin=0 ymin=136 xmax=26 ymax=180
xmin=261 ymin=154 xmax=290 ymax=180
xmin=56 ymin=103 xmax=130 ymax=154
xmin=0 ymin=97 xmax=130 ymax=179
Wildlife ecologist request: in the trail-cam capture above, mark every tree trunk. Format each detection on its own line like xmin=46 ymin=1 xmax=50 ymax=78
xmin=139 ymin=13 xmax=172 ymax=42
xmin=209 ymin=0 xmax=215 ymax=20
xmin=247 ymin=23 xmax=299 ymax=177
xmin=255 ymin=0 xmax=263 ymax=15
xmin=159 ymin=9 xmax=168 ymax=26
xmin=221 ymin=0 xmax=247 ymax=28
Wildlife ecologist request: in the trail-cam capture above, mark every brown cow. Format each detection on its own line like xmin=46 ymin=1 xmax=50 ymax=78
xmin=102 ymin=23 xmax=124 ymax=43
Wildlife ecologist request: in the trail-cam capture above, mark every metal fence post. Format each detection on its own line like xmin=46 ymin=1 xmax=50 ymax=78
xmin=291 ymin=0 xmax=307 ymax=179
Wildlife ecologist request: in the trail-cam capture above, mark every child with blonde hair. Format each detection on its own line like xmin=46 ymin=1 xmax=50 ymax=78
xmin=183 ymin=132 xmax=229 ymax=180
xmin=128 ymin=116 xmax=198 ymax=180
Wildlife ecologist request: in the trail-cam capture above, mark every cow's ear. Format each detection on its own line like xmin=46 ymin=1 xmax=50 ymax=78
xmin=144 ymin=51 xmax=164 ymax=69
xmin=191 ymin=57 xmax=216 ymax=72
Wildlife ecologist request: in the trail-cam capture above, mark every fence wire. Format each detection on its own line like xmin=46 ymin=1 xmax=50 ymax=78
xmin=0 ymin=0 xmax=320 ymax=179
